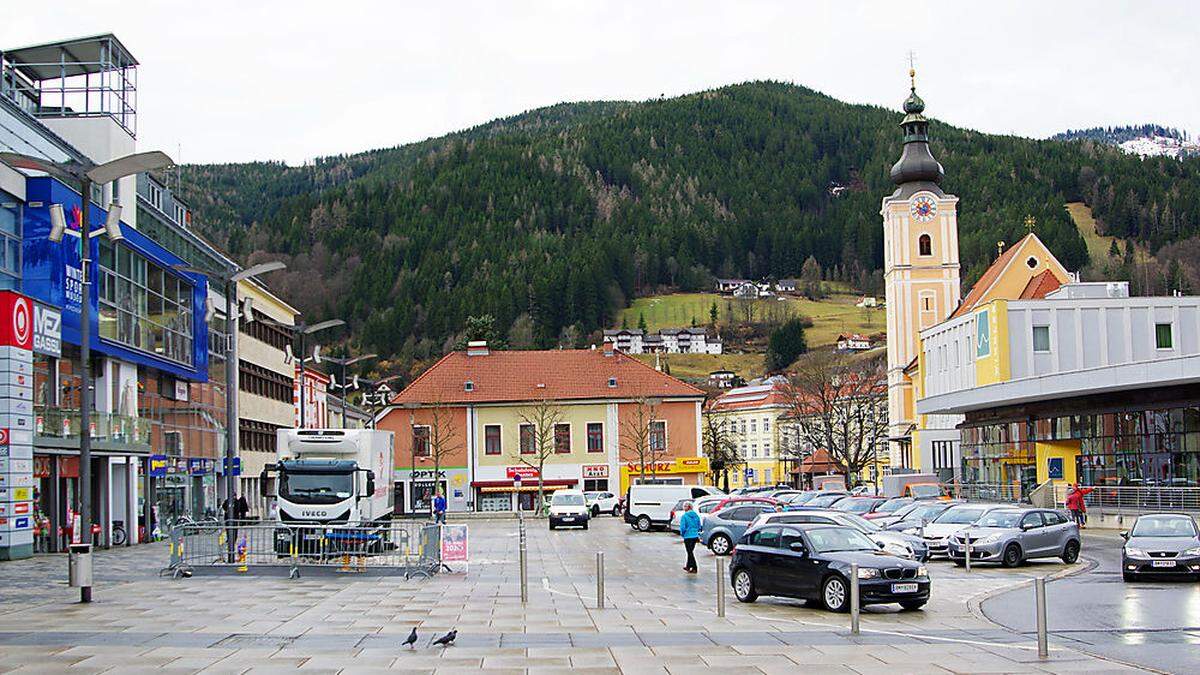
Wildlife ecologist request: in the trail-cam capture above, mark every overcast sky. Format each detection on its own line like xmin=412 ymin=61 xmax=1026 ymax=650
xmin=4 ymin=1 xmax=1197 ymax=165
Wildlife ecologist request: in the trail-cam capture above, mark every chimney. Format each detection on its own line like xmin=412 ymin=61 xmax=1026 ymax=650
xmin=466 ymin=340 xmax=489 ymax=357
xmin=602 ymin=342 xmax=615 ymax=357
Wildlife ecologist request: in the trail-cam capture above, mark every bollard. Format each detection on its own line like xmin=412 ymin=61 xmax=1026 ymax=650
xmin=849 ymin=562 xmax=860 ymax=635
xmin=596 ymin=551 xmax=605 ymax=609
xmin=1035 ymin=576 xmax=1048 ymax=659
xmin=518 ymin=521 xmax=528 ymax=604
xmin=964 ymin=535 xmax=971 ymax=573
xmin=716 ymin=556 xmax=726 ymax=618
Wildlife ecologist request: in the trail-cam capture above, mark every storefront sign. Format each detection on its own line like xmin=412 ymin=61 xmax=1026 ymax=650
xmin=506 ymin=466 xmax=539 ymax=480
xmin=412 ymin=469 xmax=447 ymax=480
xmin=148 ymin=454 xmax=168 ymax=477
xmin=174 ymin=380 xmax=189 ymax=402
xmin=0 ymin=292 xmax=32 ymax=350
xmin=187 ymin=458 xmax=211 ymax=475
xmin=57 ymin=455 xmax=79 ymax=479
xmin=440 ymin=524 xmax=468 ymax=562
xmin=582 ymin=464 xmax=609 ymax=478
xmin=32 ymin=303 xmax=61 ymax=357
xmin=624 ymin=457 xmax=711 ymax=475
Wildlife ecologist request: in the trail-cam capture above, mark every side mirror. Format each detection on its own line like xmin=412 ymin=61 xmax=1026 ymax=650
xmin=788 ymin=541 xmax=807 ymax=554
xmin=365 ymin=470 xmax=376 ymax=498
xmin=1120 ymin=530 xmax=1129 ymax=540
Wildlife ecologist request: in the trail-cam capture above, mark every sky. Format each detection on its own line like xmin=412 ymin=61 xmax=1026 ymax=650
xmin=3 ymin=1 xmax=1198 ymax=166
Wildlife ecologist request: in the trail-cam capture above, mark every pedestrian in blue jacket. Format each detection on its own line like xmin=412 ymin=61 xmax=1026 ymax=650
xmin=678 ymin=501 xmax=702 ymax=574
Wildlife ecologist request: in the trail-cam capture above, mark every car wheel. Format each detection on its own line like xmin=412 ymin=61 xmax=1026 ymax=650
xmin=821 ymin=575 xmax=849 ymax=612
xmin=1061 ymin=540 xmax=1080 ymax=564
xmin=612 ymin=505 xmax=621 ymax=517
xmin=1123 ymin=572 xmax=1136 ymax=582
xmin=709 ymin=533 xmax=733 ymax=556
xmin=733 ymin=568 xmax=758 ymax=603
xmin=636 ymin=515 xmax=652 ymax=532
xmin=592 ymin=505 xmax=600 ymax=517
xmin=1002 ymin=543 xmax=1022 ymax=568
xmin=549 ymin=523 xmax=555 ymax=530
xmin=899 ymin=599 xmax=927 ymax=611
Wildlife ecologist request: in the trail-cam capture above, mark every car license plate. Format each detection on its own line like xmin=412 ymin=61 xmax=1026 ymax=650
xmin=1152 ymin=560 xmax=1177 ymax=568
xmin=892 ymin=583 xmax=919 ymax=593
xmin=561 ymin=517 xmax=574 ymax=522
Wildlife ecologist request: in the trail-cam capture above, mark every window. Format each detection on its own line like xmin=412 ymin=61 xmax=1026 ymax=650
xmin=0 ymin=198 xmax=20 ymax=287
xmin=464 ymin=380 xmax=474 ymax=392
xmin=1026 ymin=256 xmax=1039 ymax=269
xmin=919 ymin=291 xmax=937 ymax=329
xmin=763 ymin=417 xmax=770 ymax=431
xmin=649 ymin=421 xmax=666 ymax=452
xmin=239 ymin=419 xmax=283 ymax=453
xmin=239 ymin=362 xmax=293 ymax=403
xmin=97 ymin=239 xmax=194 ymax=365
xmin=1156 ymin=323 xmax=1174 ymax=349
xmin=554 ymin=423 xmax=571 ymax=453
xmin=918 ymin=233 xmax=932 ymax=256
xmin=1032 ymin=325 xmax=1051 ymax=352
xmin=780 ymin=527 xmax=805 ymax=551
xmin=519 ymin=424 xmax=535 ymax=454
xmin=750 ymin=527 xmax=782 ymax=548
xmin=412 ymin=426 xmax=431 ymax=457
xmin=484 ymin=424 xmax=501 ymax=455
xmin=586 ymin=422 xmax=603 ymax=452
xmin=1044 ymin=511 xmax=1067 ymax=526
xmin=1020 ymin=512 xmax=1044 ymax=529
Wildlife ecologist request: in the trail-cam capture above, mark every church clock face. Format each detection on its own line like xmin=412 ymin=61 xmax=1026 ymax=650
xmin=910 ymin=195 xmax=937 ymax=223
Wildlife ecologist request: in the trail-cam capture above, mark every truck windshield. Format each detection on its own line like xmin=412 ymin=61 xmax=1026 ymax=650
xmin=280 ymin=471 xmax=354 ymax=504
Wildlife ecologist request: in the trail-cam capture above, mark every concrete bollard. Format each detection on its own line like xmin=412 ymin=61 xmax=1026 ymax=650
xmin=849 ymin=562 xmax=860 ymax=635
xmin=716 ymin=556 xmax=726 ymax=618
xmin=964 ymin=536 xmax=972 ymax=573
xmin=1035 ymin=576 xmax=1048 ymax=658
xmin=518 ymin=520 xmax=528 ymax=604
xmin=596 ymin=551 xmax=605 ymax=609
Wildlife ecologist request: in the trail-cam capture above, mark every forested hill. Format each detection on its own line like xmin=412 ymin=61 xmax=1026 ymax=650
xmin=178 ymin=81 xmax=1200 ymax=367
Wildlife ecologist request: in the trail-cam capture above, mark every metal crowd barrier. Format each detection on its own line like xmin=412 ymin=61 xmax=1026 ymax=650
xmin=941 ymin=482 xmax=1026 ymax=503
xmin=165 ymin=520 xmax=442 ymax=579
xmin=1051 ymin=484 xmax=1200 ymax=514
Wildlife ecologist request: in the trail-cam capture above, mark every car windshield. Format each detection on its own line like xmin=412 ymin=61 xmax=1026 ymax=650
xmin=836 ymin=499 xmax=877 ymax=513
xmin=934 ymin=506 xmax=989 ymax=525
xmin=805 ymin=526 xmax=879 ymax=553
xmin=1131 ymin=516 xmax=1198 ymax=537
xmin=976 ymin=511 xmax=1024 ymax=528
xmin=836 ymin=513 xmax=881 ymax=533
xmin=552 ymin=494 xmax=585 ymax=506
xmin=909 ymin=484 xmax=943 ymax=498
xmin=909 ymin=503 xmax=951 ymax=521
xmin=876 ymin=499 xmax=913 ymax=514
xmin=809 ymin=494 xmax=844 ymax=507
xmin=584 ymin=492 xmax=601 ymax=499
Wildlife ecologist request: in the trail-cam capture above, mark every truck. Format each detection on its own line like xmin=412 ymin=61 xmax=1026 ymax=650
xmin=262 ymin=428 xmax=394 ymax=526
xmin=881 ymin=472 xmax=944 ymax=499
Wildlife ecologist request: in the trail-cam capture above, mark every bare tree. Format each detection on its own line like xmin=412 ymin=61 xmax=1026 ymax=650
xmin=620 ymin=397 xmax=668 ymax=485
xmin=513 ymin=399 xmax=566 ymax=515
xmin=782 ymin=352 xmax=888 ymax=486
xmin=424 ymin=402 xmax=460 ymax=498
xmin=702 ymin=403 xmax=744 ymax=492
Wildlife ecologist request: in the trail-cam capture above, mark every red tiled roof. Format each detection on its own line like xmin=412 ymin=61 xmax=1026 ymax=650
xmin=798 ymin=449 xmax=844 ymax=473
xmin=1019 ymin=269 xmax=1062 ymax=300
xmin=392 ymin=349 xmax=704 ymax=405
xmin=948 ymin=234 xmax=1034 ymax=320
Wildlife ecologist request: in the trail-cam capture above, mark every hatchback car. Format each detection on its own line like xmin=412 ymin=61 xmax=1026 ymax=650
xmin=1122 ymin=513 xmax=1200 ymax=581
xmin=700 ymin=503 xmax=778 ymax=555
xmin=751 ymin=509 xmax=930 ymax=561
xmin=864 ymin=497 xmax=914 ymax=521
xmin=916 ymin=503 xmax=1007 ymax=557
xmin=667 ymin=498 xmax=693 ymax=533
xmin=833 ymin=497 xmax=888 ymax=516
xmin=730 ymin=524 xmax=930 ymax=611
xmin=881 ymin=499 xmax=963 ymax=530
xmin=946 ymin=508 xmax=1080 ymax=567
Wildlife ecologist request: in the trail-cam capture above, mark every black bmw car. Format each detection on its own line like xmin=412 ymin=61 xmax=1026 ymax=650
xmin=1122 ymin=513 xmax=1200 ymax=581
xmin=729 ymin=523 xmax=930 ymax=612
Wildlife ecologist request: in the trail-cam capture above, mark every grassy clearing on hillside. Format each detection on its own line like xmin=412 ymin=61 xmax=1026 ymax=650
xmin=1067 ymin=202 xmax=1154 ymax=268
xmin=617 ymin=291 xmax=884 ymax=347
xmin=632 ymin=352 xmax=765 ymax=381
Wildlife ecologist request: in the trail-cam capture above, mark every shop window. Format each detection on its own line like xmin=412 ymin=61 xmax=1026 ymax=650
xmin=554 ymin=423 xmax=571 ymax=453
xmin=519 ymin=424 xmax=535 ymax=454
xmin=583 ymin=478 xmax=609 ymax=492
xmin=1032 ymin=325 xmax=1051 ymax=352
xmin=586 ymin=422 xmax=603 ymax=452
xmin=484 ymin=424 xmax=501 ymax=455
xmin=1156 ymin=323 xmax=1174 ymax=349
xmin=412 ymin=426 xmax=431 ymax=457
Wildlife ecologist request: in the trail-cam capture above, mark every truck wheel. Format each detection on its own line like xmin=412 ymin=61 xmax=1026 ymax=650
xmin=636 ymin=515 xmax=652 ymax=532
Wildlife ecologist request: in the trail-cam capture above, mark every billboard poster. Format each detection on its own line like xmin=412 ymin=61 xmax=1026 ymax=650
xmin=440 ymin=524 xmax=468 ymax=562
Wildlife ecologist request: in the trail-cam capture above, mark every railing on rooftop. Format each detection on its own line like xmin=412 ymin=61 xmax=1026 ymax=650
xmin=35 ymin=405 xmax=152 ymax=446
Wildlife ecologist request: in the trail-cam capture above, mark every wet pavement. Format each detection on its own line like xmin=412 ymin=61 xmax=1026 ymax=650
xmin=0 ymin=517 xmax=1156 ymax=673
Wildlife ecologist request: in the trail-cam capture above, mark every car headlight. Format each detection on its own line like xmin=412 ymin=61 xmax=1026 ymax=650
xmin=857 ymin=567 xmax=879 ymax=579
xmin=1184 ymin=547 xmax=1200 ymax=557
xmin=902 ymin=527 xmax=919 ymax=535
xmin=1124 ymin=547 xmax=1148 ymax=558
xmin=978 ymin=534 xmax=1001 ymax=545
xmin=917 ymin=566 xmax=928 ymax=578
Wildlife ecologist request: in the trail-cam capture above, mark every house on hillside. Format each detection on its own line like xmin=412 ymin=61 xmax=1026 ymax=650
xmin=602 ymin=329 xmax=644 ymax=354
xmin=708 ymin=370 xmax=738 ymax=389
xmin=776 ymin=279 xmax=798 ymax=293
xmin=733 ymin=282 xmax=762 ymax=299
xmin=836 ymin=333 xmax=873 ymax=352
xmin=604 ymin=327 xmax=722 ymax=354
xmin=856 ymin=296 xmax=879 ymax=308
xmin=716 ymin=278 xmax=749 ymax=293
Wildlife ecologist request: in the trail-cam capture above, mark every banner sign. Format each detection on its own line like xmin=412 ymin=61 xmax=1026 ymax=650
xmin=440 ymin=524 xmax=468 ymax=562
xmin=582 ymin=464 xmax=609 ymax=478
xmin=148 ymin=454 xmax=168 ymax=477
xmin=32 ymin=303 xmax=61 ymax=357
xmin=506 ymin=466 xmax=539 ymax=480
xmin=0 ymin=292 xmax=33 ymax=351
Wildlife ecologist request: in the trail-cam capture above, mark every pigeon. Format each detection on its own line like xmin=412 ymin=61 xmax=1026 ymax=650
xmin=401 ymin=627 xmax=418 ymax=649
xmin=431 ymin=629 xmax=457 ymax=647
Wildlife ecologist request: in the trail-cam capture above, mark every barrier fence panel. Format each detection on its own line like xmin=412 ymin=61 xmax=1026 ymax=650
xmin=166 ymin=520 xmax=443 ymax=578
xmin=1052 ymin=484 xmax=1200 ymax=514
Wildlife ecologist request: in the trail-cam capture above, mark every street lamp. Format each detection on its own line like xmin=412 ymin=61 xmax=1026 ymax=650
xmin=0 ymin=150 xmax=174 ymax=604
xmin=360 ymin=374 xmax=403 ymax=429
xmin=280 ymin=318 xmax=345 ymax=428
xmin=323 ymin=353 xmax=377 ymax=428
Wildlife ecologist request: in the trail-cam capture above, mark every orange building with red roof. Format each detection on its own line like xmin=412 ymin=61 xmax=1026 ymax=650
xmin=376 ymin=342 xmax=707 ymax=513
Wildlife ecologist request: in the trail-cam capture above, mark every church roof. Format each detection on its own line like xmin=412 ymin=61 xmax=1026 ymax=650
xmin=1019 ymin=269 xmax=1063 ymax=300
xmin=948 ymin=233 xmax=1069 ymax=320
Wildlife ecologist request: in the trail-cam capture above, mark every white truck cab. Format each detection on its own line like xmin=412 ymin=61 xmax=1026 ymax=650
xmin=263 ymin=428 xmax=394 ymax=526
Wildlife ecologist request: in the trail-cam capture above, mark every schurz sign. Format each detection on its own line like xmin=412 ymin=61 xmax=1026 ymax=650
xmin=32 ymin=303 xmax=61 ymax=357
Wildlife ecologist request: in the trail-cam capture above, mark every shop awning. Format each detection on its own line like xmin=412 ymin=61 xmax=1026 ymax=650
xmin=472 ymin=479 xmax=577 ymax=493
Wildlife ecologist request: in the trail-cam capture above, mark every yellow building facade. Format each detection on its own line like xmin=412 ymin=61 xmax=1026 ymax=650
xmin=707 ymin=383 xmax=791 ymax=488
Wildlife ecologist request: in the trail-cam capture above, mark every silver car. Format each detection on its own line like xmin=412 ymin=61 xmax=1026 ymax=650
xmin=946 ymin=508 xmax=1081 ymax=567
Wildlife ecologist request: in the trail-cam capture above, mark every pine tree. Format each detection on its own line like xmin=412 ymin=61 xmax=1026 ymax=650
xmin=709 ymin=301 xmax=719 ymax=326
xmin=638 ymin=312 xmax=647 ymax=332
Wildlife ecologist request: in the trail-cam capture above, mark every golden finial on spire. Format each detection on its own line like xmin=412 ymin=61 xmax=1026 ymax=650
xmin=907 ymin=50 xmax=917 ymax=90
xmin=997 ymin=241 xmax=1006 ymax=257
xmin=1024 ymin=215 xmax=1037 ymax=233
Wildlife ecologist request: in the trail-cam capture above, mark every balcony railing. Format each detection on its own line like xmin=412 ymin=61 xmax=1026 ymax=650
xmin=941 ymin=482 xmax=1027 ymax=503
xmin=35 ymin=406 xmax=153 ymax=446
xmin=1052 ymin=484 xmax=1200 ymax=514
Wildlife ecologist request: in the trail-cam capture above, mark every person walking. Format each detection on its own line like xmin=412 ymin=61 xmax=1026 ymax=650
xmin=433 ymin=490 xmax=448 ymax=525
xmin=1065 ymin=484 xmax=1095 ymax=528
xmin=678 ymin=501 xmax=702 ymax=574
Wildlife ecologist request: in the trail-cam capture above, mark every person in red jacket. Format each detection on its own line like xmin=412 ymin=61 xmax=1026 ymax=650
xmin=1065 ymin=484 xmax=1095 ymax=528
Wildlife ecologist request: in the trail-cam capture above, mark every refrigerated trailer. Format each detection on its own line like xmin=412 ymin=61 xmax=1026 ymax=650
xmin=261 ymin=428 xmax=395 ymax=526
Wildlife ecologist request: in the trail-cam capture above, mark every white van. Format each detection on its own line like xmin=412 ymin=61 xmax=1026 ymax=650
xmin=625 ymin=484 xmax=724 ymax=532
xmin=548 ymin=489 xmax=591 ymax=530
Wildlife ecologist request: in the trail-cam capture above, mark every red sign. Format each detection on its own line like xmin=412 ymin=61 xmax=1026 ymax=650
xmin=12 ymin=502 xmax=29 ymax=515
xmin=0 ymin=292 xmax=33 ymax=350
xmin=440 ymin=524 xmax=468 ymax=563
xmin=0 ymin=429 xmax=8 ymax=446
xmin=506 ymin=466 xmax=539 ymax=480
xmin=582 ymin=464 xmax=609 ymax=478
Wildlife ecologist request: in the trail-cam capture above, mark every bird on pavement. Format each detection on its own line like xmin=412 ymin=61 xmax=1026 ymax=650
xmin=431 ymin=629 xmax=457 ymax=647
xmin=401 ymin=627 xmax=418 ymax=649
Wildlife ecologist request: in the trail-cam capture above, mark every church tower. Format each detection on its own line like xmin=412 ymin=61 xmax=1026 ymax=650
xmin=882 ymin=70 xmax=961 ymax=468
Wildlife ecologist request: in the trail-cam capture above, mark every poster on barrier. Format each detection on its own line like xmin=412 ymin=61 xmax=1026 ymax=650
xmin=441 ymin=524 xmax=468 ymax=563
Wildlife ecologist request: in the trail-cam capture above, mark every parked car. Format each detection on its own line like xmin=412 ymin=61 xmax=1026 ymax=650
xmin=779 ymin=490 xmax=821 ymax=505
xmin=730 ymin=524 xmax=930 ymax=611
xmin=584 ymin=491 xmax=620 ymax=517
xmin=668 ymin=499 xmax=693 ymax=533
xmin=833 ymin=497 xmax=888 ymax=516
xmin=882 ymin=499 xmax=964 ymax=531
xmin=548 ymin=490 xmax=590 ymax=530
xmin=917 ymin=503 xmax=1007 ymax=557
xmin=767 ymin=490 xmax=806 ymax=501
xmin=625 ymin=484 xmax=723 ymax=532
xmin=700 ymin=503 xmax=778 ymax=555
xmin=1121 ymin=513 xmax=1200 ymax=581
xmin=904 ymin=483 xmax=948 ymax=500
xmin=946 ymin=508 xmax=1080 ymax=567
xmin=751 ymin=509 xmax=930 ymax=561
xmin=787 ymin=492 xmax=849 ymax=510
xmin=864 ymin=497 xmax=914 ymax=521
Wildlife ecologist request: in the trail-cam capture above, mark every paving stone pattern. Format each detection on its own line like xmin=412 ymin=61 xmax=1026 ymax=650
xmin=0 ymin=518 xmax=1150 ymax=673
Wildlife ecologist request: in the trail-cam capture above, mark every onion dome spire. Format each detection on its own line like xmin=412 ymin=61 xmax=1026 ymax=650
xmin=889 ymin=67 xmax=944 ymax=186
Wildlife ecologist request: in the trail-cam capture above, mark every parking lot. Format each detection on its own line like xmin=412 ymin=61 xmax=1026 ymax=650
xmin=0 ymin=514 xmax=1161 ymax=673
